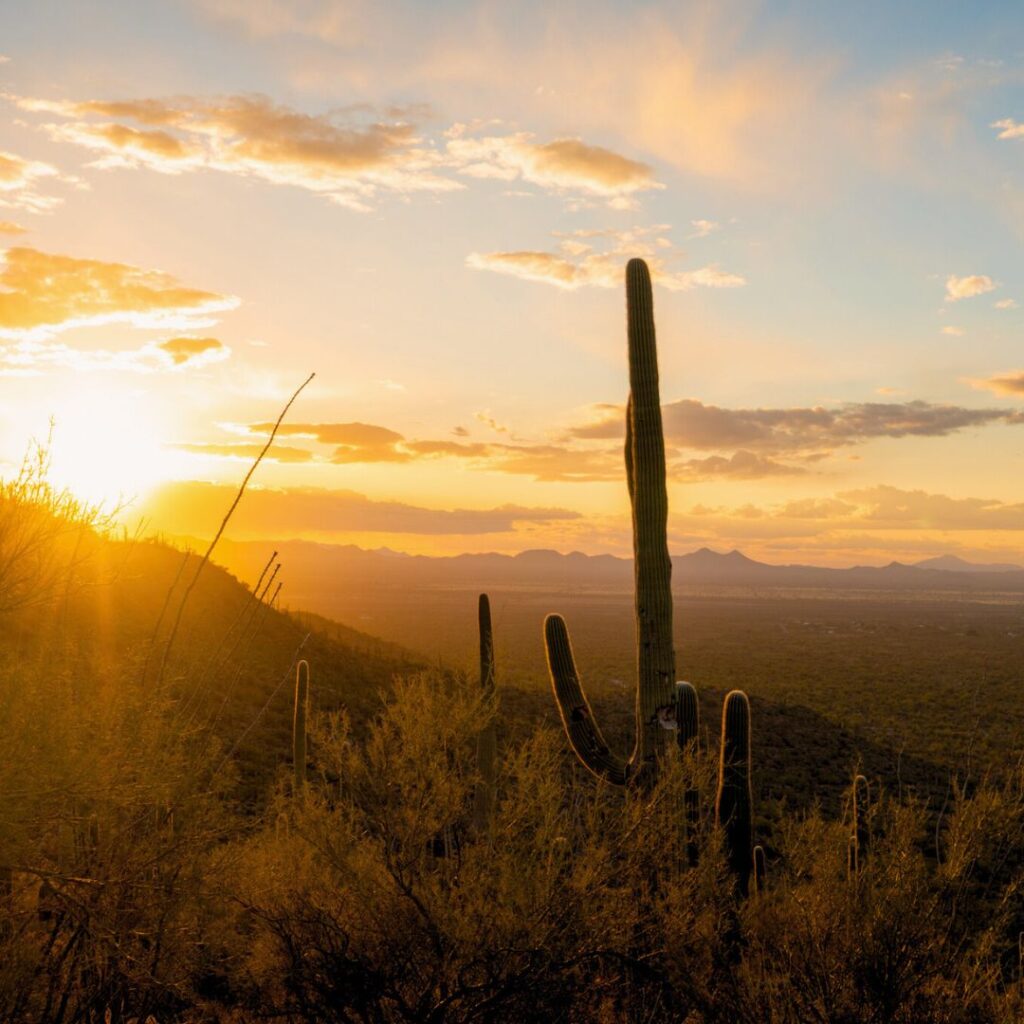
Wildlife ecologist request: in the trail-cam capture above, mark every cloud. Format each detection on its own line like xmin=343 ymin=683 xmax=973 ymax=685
xmin=0 ymin=247 xmax=238 ymax=339
xmin=446 ymin=126 xmax=660 ymax=205
xmin=467 ymin=227 xmax=745 ymax=291
xmin=14 ymin=93 xmax=456 ymax=212
xmin=940 ymin=325 xmax=964 ymax=336
xmin=157 ymin=336 xmax=227 ymax=365
xmin=572 ymin=398 xmax=1021 ymax=456
xmin=945 ymin=273 xmax=996 ymax=301
xmin=243 ymin=418 xmax=620 ymax=480
xmin=675 ymin=450 xmax=808 ymax=481
xmin=995 ymin=298 xmax=1018 ymax=310
xmin=0 ymin=221 xmax=25 ymax=234
xmin=971 ymin=371 xmax=1024 ymax=397
xmin=171 ymin=442 xmax=315 ymax=463
xmin=140 ymin=480 xmax=581 ymax=537
xmin=14 ymin=92 xmax=664 ymax=211
xmin=992 ymin=118 xmax=1024 ymax=140
xmin=0 ymin=150 xmax=63 ymax=212
xmin=0 ymin=334 xmax=231 ymax=376
xmin=840 ymin=484 xmax=1024 ymax=530
xmin=250 ymin=420 xmax=410 ymax=462
xmin=688 ymin=219 xmax=720 ymax=238
xmin=687 ymin=484 xmax=1024 ymax=537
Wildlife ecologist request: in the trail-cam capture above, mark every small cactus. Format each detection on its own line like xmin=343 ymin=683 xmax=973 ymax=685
xmin=753 ymin=844 xmax=767 ymax=896
xmin=293 ymin=659 xmax=309 ymax=795
xmin=676 ymin=681 xmax=701 ymax=864
xmin=546 ymin=258 xmax=676 ymax=786
xmin=848 ymin=773 xmax=869 ymax=879
xmin=473 ymin=593 xmax=497 ymax=830
xmin=716 ymin=690 xmax=753 ymax=895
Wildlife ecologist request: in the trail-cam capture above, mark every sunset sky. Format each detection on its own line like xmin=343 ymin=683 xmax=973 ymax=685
xmin=2 ymin=1 xmax=1024 ymax=564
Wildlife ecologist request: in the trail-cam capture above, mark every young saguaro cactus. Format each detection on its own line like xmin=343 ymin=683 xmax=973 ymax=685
xmin=473 ymin=593 xmax=497 ymax=830
xmin=716 ymin=690 xmax=754 ymax=895
xmin=545 ymin=258 xmax=676 ymax=785
xmin=293 ymin=659 xmax=309 ymax=795
xmin=848 ymin=773 xmax=869 ymax=879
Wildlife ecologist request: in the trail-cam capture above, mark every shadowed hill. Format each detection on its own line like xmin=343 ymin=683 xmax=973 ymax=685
xmin=0 ymin=532 xmax=419 ymax=799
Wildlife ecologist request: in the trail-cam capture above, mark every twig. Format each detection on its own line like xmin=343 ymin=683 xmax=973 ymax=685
xmin=155 ymin=372 xmax=314 ymax=688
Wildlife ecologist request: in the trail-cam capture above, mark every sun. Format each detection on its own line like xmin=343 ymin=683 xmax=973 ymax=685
xmin=44 ymin=386 xmax=183 ymax=508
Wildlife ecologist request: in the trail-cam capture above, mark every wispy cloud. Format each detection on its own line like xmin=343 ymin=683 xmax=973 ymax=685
xmin=467 ymin=226 xmax=745 ymax=291
xmin=573 ymin=398 xmax=1022 ymax=457
xmin=140 ymin=479 xmax=581 ymax=537
xmin=0 ymin=150 xmax=64 ymax=212
xmin=0 ymin=334 xmax=230 ymax=376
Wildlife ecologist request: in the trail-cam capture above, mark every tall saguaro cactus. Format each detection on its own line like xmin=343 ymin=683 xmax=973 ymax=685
xmin=717 ymin=690 xmax=753 ymax=895
xmin=546 ymin=258 xmax=676 ymax=785
xmin=474 ymin=593 xmax=497 ymax=829
xmin=293 ymin=659 xmax=309 ymax=795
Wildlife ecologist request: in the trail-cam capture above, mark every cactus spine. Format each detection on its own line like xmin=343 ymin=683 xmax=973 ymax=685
xmin=293 ymin=659 xmax=309 ymax=795
xmin=546 ymin=258 xmax=676 ymax=785
xmin=716 ymin=690 xmax=753 ymax=895
xmin=474 ymin=593 xmax=497 ymax=830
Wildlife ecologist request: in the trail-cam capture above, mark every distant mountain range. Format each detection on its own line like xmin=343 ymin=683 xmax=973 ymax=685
xmin=204 ymin=539 xmax=1024 ymax=597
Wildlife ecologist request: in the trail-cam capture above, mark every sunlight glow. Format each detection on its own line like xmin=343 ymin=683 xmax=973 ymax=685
xmin=44 ymin=387 xmax=181 ymax=507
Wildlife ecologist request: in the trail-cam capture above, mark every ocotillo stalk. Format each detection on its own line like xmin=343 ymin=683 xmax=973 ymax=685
xmin=546 ymin=258 xmax=676 ymax=785
xmin=293 ymin=660 xmax=309 ymax=795
xmin=474 ymin=593 xmax=497 ymax=830
xmin=753 ymin=844 xmax=767 ymax=896
xmin=716 ymin=690 xmax=753 ymax=896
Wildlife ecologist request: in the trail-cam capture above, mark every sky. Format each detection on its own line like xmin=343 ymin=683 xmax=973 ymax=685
xmin=1 ymin=0 xmax=1024 ymax=565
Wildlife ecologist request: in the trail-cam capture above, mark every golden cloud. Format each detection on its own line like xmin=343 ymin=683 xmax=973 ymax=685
xmin=971 ymin=371 xmax=1024 ymax=397
xmin=447 ymin=127 xmax=660 ymax=205
xmin=0 ymin=247 xmax=239 ymax=339
xmin=16 ymin=92 xmax=455 ymax=212
xmin=157 ymin=336 xmax=227 ymax=365
xmin=0 ymin=221 xmax=25 ymax=234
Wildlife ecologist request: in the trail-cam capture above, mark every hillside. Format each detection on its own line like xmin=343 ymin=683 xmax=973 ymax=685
xmin=0 ymin=529 xmax=419 ymax=800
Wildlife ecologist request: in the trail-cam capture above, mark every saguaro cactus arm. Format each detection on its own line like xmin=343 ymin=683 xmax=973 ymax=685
xmin=546 ymin=614 xmax=630 ymax=785
xmin=545 ymin=258 xmax=676 ymax=785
